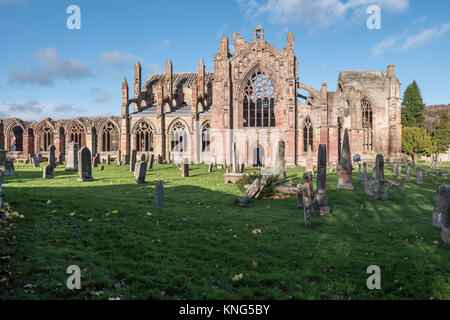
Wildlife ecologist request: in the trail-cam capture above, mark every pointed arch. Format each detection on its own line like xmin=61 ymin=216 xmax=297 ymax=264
xmin=303 ymin=117 xmax=313 ymax=152
xmin=201 ymin=121 xmax=211 ymax=152
xmin=99 ymin=120 xmax=120 ymax=152
xmin=168 ymin=119 xmax=188 ymax=153
xmin=6 ymin=120 xmax=26 ymax=152
xmin=67 ymin=120 xmax=86 ymax=148
xmin=132 ymin=119 xmax=154 ymax=152
xmin=361 ymin=96 xmax=373 ymax=152
xmin=35 ymin=119 xmax=55 ymax=152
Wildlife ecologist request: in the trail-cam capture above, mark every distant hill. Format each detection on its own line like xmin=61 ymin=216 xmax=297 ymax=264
xmin=424 ymin=104 xmax=450 ymax=133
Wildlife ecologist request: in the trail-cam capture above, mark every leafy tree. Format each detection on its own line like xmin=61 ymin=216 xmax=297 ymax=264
xmin=433 ymin=110 xmax=450 ymax=154
xmin=402 ymin=127 xmax=436 ymax=156
xmin=401 ymin=81 xmax=426 ymax=128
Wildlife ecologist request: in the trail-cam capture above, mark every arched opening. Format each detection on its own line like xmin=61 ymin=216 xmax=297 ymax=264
xmin=201 ymin=122 xmax=210 ymax=152
xmin=101 ymin=121 xmax=120 ymax=152
xmin=134 ymin=121 xmax=153 ymax=152
xmin=303 ymin=117 xmax=313 ymax=152
xmin=68 ymin=122 xmax=86 ymax=147
xmin=362 ymin=97 xmax=373 ymax=152
xmin=39 ymin=123 xmax=54 ymax=152
xmin=10 ymin=126 xmax=23 ymax=151
xmin=170 ymin=121 xmax=187 ymax=153
xmin=242 ymin=69 xmax=276 ymax=128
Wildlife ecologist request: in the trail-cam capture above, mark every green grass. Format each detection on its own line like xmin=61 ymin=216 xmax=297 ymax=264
xmin=0 ymin=161 xmax=449 ymax=300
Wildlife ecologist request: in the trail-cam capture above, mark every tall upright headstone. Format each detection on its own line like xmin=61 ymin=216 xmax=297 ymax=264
xmin=302 ymin=174 xmax=313 ymax=227
xmin=314 ymin=144 xmax=331 ymax=216
xmin=405 ymin=166 xmax=412 ymax=182
xmin=181 ymin=162 xmax=189 ymax=177
xmin=363 ymin=162 xmax=374 ymax=197
xmin=77 ymin=147 xmax=94 ymax=182
xmin=416 ymin=167 xmax=425 ymax=185
xmin=57 ymin=152 xmax=64 ymax=165
xmin=432 ymin=185 xmax=449 ymax=228
xmin=65 ymin=142 xmax=78 ymax=171
xmin=337 ymin=129 xmax=353 ymax=189
xmin=306 ymin=144 xmax=314 ymax=173
xmin=0 ymin=150 xmax=6 ymax=167
xmin=93 ymin=153 xmax=100 ymax=168
xmin=208 ymin=163 xmax=213 ymax=173
xmin=134 ymin=161 xmax=147 ymax=184
xmin=155 ymin=180 xmax=164 ymax=208
xmin=140 ymin=153 xmax=146 ymax=162
xmin=4 ymin=161 xmax=14 ymax=176
xmin=48 ymin=145 xmax=56 ymax=168
xmin=395 ymin=163 xmax=401 ymax=179
xmin=273 ymin=140 xmax=286 ymax=182
xmin=43 ymin=164 xmax=54 ymax=179
xmin=148 ymin=154 xmax=155 ymax=170
xmin=130 ymin=150 xmax=137 ymax=172
xmin=31 ymin=154 xmax=40 ymax=168
xmin=373 ymin=154 xmax=388 ymax=200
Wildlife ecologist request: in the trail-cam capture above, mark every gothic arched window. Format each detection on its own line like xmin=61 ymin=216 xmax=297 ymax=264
xmin=40 ymin=124 xmax=53 ymax=152
xmin=303 ymin=117 xmax=313 ymax=152
xmin=170 ymin=121 xmax=187 ymax=152
xmin=243 ymin=70 xmax=275 ymax=128
xmin=362 ymin=97 xmax=373 ymax=152
xmin=135 ymin=121 xmax=153 ymax=152
xmin=202 ymin=122 xmax=210 ymax=152
xmin=68 ymin=122 xmax=86 ymax=147
xmin=102 ymin=122 xmax=120 ymax=152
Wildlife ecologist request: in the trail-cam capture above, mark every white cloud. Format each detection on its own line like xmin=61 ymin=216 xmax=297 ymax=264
xmin=8 ymin=48 xmax=92 ymax=86
xmin=98 ymin=51 xmax=137 ymax=70
xmin=0 ymin=100 xmax=87 ymax=121
xmin=237 ymin=0 xmax=409 ymax=31
xmin=90 ymin=87 xmax=111 ymax=103
xmin=373 ymin=22 xmax=450 ymax=56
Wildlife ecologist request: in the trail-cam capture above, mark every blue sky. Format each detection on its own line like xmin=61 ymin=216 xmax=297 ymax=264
xmin=0 ymin=0 xmax=449 ymax=121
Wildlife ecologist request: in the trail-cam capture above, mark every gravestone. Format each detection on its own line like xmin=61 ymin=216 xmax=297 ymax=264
xmin=208 ymin=163 xmax=213 ymax=173
xmin=4 ymin=161 xmax=14 ymax=176
xmin=100 ymin=165 xmax=105 ymax=171
xmin=337 ymin=129 xmax=353 ymax=189
xmin=432 ymin=185 xmax=449 ymax=228
xmin=31 ymin=154 xmax=40 ymax=168
xmin=155 ymin=180 xmax=164 ymax=208
xmin=157 ymin=155 xmax=163 ymax=164
xmin=416 ymin=167 xmax=425 ymax=185
xmin=313 ymin=144 xmax=331 ymax=216
xmin=48 ymin=145 xmax=56 ymax=168
xmin=0 ymin=150 xmax=6 ymax=167
xmin=130 ymin=150 xmax=137 ymax=172
xmin=306 ymin=145 xmax=314 ymax=173
xmin=240 ymin=162 xmax=245 ymax=174
xmin=57 ymin=152 xmax=64 ymax=165
xmin=77 ymin=147 xmax=94 ymax=182
xmin=106 ymin=154 xmax=111 ymax=165
xmin=123 ymin=154 xmax=130 ymax=165
xmin=296 ymin=184 xmax=303 ymax=208
xmin=363 ymin=162 xmax=374 ymax=197
xmin=140 ymin=153 xmax=146 ymax=162
xmin=65 ymin=142 xmax=78 ymax=171
xmin=405 ymin=167 xmax=412 ymax=182
xmin=134 ymin=161 xmax=147 ymax=184
xmin=93 ymin=153 xmax=100 ymax=168
xmin=395 ymin=163 xmax=402 ymax=179
xmin=373 ymin=154 xmax=388 ymax=200
xmin=0 ymin=170 xmax=3 ymax=207
xmin=117 ymin=150 xmax=122 ymax=165
xmin=148 ymin=154 xmax=155 ymax=170
xmin=302 ymin=174 xmax=313 ymax=227
xmin=273 ymin=141 xmax=286 ymax=182
xmin=43 ymin=164 xmax=54 ymax=179
xmin=181 ymin=163 xmax=189 ymax=177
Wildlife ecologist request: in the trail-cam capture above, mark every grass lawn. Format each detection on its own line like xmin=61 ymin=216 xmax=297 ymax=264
xmin=0 ymin=161 xmax=449 ymax=300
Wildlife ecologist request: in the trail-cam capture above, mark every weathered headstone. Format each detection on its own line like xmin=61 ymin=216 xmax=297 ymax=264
xmin=134 ymin=161 xmax=147 ymax=184
xmin=94 ymin=153 xmax=101 ymax=168
xmin=48 ymin=145 xmax=56 ymax=168
xmin=337 ymin=129 xmax=353 ymax=189
xmin=155 ymin=180 xmax=164 ymax=208
xmin=416 ymin=167 xmax=425 ymax=185
xmin=130 ymin=150 xmax=137 ymax=172
xmin=244 ymin=178 xmax=261 ymax=199
xmin=372 ymin=154 xmax=388 ymax=200
xmin=77 ymin=147 xmax=94 ymax=182
xmin=140 ymin=153 xmax=146 ymax=162
xmin=123 ymin=154 xmax=130 ymax=165
xmin=0 ymin=150 xmax=6 ymax=167
xmin=395 ymin=163 xmax=402 ymax=179
xmin=4 ymin=161 xmax=14 ymax=176
xmin=363 ymin=162 xmax=374 ymax=197
xmin=148 ymin=154 xmax=155 ymax=170
xmin=314 ymin=144 xmax=331 ymax=216
xmin=208 ymin=163 xmax=213 ymax=173
xmin=157 ymin=154 xmax=163 ymax=164
xmin=181 ymin=163 xmax=189 ymax=177
xmin=296 ymin=184 xmax=303 ymax=208
xmin=43 ymin=164 xmax=54 ymax=179
xmin=65 ymin=142 xmax=78 ymax=171
xmin=432 ymin=185 xmax=449 ymax=228
xmin=273 ymin=141 xmax=286 ymax=182
xmin=405 ymin=166 xmax=412 ymax=182
xmin=106 ymin=154 xmax=111 ymax=165
xmin=302 ymin=174 xmax=313 ymax=227
xmin=100 ymin=165 xmax=105 ymax=171
xmin=31 ymin=154 xmax=40 ymax=168
xmin=57 ymin=152 xmax=64 ymax=165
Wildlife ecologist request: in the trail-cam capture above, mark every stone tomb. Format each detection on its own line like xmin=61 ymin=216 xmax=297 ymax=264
xmin=77 ymin=147 xmax=94 ymax=182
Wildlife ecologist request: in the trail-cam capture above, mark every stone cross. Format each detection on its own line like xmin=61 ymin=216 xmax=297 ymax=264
xmin=337 ymin=129 xmax=353 ymax=189
xmin=48 ymin=145 xmax=56 ymax=168
xmin=43 ymin=164 xmax=54 ymax=179
xmin=77 ymin=147 xmax=94 ymax=182
xmin=130 ymin=150 xmax=137 ymax=172
xmin=416 ymin=167 xmax=425 ymax=185
xmin=155 ymin=180 xmax=164 ymax=208
xmin=373 ymin=154 xmax=387 ymax=200
xmin=148 ymin=154 xmax=155 ymax=170
xmin=432 ymin=185 xmax=449 ymax=229
xmin=65 ymin=142 xmax=78 ymax=171
xmin=181 ymin=162 xmax=189 ymax=177
xmin=314 ymin=144 xmax=331 ymax=216
xmin=134 ymin=161 xmax=147 ymax=184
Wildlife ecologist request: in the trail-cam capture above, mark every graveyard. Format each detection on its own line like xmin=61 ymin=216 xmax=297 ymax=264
xmin=0 ymin=159 xmax=449 ymax=300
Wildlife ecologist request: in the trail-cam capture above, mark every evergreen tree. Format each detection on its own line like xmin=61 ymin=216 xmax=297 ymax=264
xmin=401 ymin=81 xmax=426 ymax=128
xmin=434 ymin=110 xmax=450 ymax=154
xmin=402 ymin=127 xmax=436 ymax=156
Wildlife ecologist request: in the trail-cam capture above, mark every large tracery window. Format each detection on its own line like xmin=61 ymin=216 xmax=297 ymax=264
xmin=102 ymin=122 xmax=120 ymax=152
xmin=135 ymin=121 xmax=153 ymax=152
xmin=39 ymin=124 xmax=53 ymax=152
xmin=202 ymin=123 xmax=210 ymax=152
xmin=68 ymin=122 xmax=86 ymax=147
xmin=361 ymin=97 xmax=373 ymax=152
xmin=243 ymin=70 xmax=275 ymax=128
xmin=303 ymin=117 xmax=313 ymax=152
xmin=170 ymin=121 xmax=187 ymax=152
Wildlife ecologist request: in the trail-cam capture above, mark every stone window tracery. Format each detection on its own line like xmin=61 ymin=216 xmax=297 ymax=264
xmin=135 ymin=121 xmax=153 ymax=152
xmin=68 ymin=122 xmax=86 ymax=147
xmin=202 ymin=122 xmax=210 ymax=152
xmin=362 ymin=97 xmax=373 ymax=152
xmin=303 ymin=117 xmax=313 ymax=152
xmin=102 ymin=122 xmax=120 ymax=152
xmin=39 ymin=124 xmax=53 ymax=152
xmin=170 ymin=121 xmax=187 ymax=152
